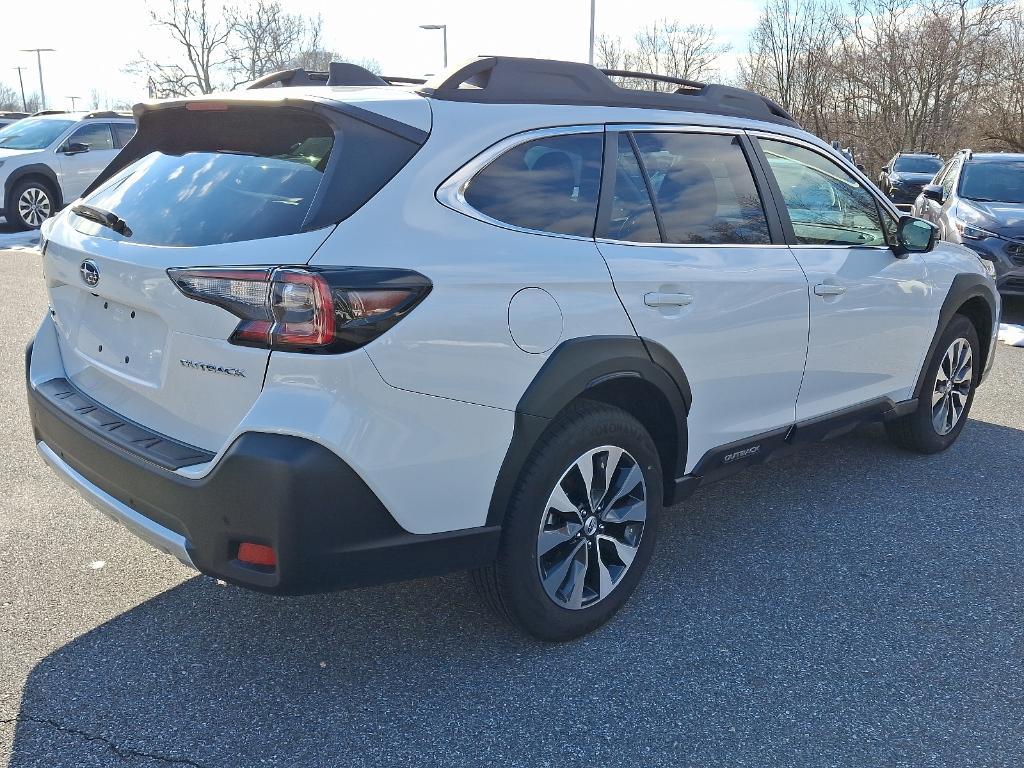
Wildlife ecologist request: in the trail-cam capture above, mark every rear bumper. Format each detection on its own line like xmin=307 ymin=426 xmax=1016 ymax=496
xmin=27 ymin=344 xmax=500 ymax=594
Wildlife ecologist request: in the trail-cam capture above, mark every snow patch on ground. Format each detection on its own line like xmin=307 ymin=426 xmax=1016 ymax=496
xmin=998 ymin=323 xmax=1024 ymax=347
xmin=0 ymin=229 xmax=40 ymax=252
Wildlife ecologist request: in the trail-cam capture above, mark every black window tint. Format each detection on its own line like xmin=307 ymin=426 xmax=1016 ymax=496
xmin=604 ymin=134 xmax=660 ymax=242
xmin=79 ymin=110 xmax=335 ymax=246
xmin=111 ymin=122 xmax=136 ymax=149
xmin=758 ymin=138 xmax=886 ymax=247
xmin=464 ymin=133 xmax=603 ymax=237
xmin=632 ymin=132 xmax=770 ymax=245
xmin=67 ymin=122 xmax=113 ymax=151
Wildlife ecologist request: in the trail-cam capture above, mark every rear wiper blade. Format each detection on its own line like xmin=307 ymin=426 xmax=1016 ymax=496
xmin=71 ymin=204 xmax=132 ymax=237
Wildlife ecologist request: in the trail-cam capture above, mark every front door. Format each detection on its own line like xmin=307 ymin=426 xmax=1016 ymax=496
xmin=753 ymin=136 xmax=938 ymax=420
xmin=596 ymin=128 xmax=810 ymax=469
xmin=58 ymin=122 xmax=118 ymax=201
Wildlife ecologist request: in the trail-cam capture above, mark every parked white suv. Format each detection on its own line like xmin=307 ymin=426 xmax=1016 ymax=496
xmin=0 ymin=111 xmax=136 ymax=230
xmin=26 ymin=58 xmax=999 ymax=640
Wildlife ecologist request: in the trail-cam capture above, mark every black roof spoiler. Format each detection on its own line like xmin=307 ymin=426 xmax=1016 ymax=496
xmin=247 ymin=56 xmax=797 ymax=127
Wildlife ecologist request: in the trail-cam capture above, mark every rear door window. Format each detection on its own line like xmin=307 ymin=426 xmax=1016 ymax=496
xmin=111 ymin=122 xmax=136 ymax=149
xmin=630 ymin=132 xmax=771 ymax=245
xmin=76 ymin=107 xmax=423 ymax=247
xmin=463 ymin=133 xmax=604 ymax=237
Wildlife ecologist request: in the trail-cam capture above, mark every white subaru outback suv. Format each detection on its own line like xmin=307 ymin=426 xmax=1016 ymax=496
xmin=0 ymin=111 xmax=136 ymax=230
xmin=26 ymin=58 xmax=999 ymax=641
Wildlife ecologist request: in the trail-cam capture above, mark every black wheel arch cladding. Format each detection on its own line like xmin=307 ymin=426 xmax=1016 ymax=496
xmin=486 ymin=335 xmax=692 ymax=527
xmin=913 ymin=272 xmax=997 ymax=400
xmin=5 ymin=163 xmax=62 ymax=209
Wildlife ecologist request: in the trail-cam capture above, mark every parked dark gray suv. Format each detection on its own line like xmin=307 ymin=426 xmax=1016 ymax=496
xmin=878 ymin=152 xmax=943 ymax=208
xmin=913 ymin=150 xmax=1024 ymax=297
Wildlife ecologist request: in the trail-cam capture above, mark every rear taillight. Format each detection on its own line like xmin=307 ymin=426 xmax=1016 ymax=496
xmin=168 ymin=266 xmax=431 ymax=353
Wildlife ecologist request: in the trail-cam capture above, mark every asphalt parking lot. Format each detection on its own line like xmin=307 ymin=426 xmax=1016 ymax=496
xmin=1 ymin=242 xmax=1023 ymax=767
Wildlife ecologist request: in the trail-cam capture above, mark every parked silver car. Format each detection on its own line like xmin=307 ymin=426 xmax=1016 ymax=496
xmin=0 ymin=111 xmax=136 ymax=229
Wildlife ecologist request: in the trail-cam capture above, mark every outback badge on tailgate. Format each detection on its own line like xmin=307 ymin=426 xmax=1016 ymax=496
xmin=180 ymin=359 xmax=246 ymax=377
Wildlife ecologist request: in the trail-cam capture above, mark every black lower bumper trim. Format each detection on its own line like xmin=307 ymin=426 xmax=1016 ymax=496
xmin=27 ymin=371 xmax=499 ymax=594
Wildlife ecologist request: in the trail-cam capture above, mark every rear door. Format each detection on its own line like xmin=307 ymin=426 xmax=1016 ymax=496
xmin=43 ymin=102 xmax=426 ymax=451
xmin=595 ymin=127 xmax=810 ymax=468
xmin=751 ymin=134 xmax=937 ymax=420
xmin=57 ymin=122 xmax=119 ymax=200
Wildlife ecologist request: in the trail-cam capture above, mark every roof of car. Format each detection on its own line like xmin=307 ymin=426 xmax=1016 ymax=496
xmin=964 ymin=152 xmax=1024 ymax=162
xmin=242 ymin=56 xmax=798 ymax=128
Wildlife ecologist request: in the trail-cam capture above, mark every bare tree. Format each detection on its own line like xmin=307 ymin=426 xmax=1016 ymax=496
xmin=977 ymin=5 xmax=1024 ymax=151
xmin=0 ymin=83 xmax=21 ymax=111
xmin=226 ymin=0 xmax=309 ymax=85
xmin=130 ymin=0 xmax=231 ymax=96
xmin=632 ymin=20 xmax=731 ymax=84
xmin=596 ymin=20 xmax=730 ymax=89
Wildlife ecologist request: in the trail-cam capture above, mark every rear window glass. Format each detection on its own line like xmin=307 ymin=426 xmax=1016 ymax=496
xmin=76 ymin=108 xmax=422 ymax=247
xmin=464 ymin=133 xmax=603 ymax=237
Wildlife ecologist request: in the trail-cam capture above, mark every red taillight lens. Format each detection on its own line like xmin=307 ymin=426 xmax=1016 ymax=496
xmin=168 ymin=266 xmax=431 ymax=353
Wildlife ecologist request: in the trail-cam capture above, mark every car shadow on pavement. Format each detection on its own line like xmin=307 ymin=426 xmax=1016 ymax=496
xmin=7 ymin=419 xmax=1024 ymax=767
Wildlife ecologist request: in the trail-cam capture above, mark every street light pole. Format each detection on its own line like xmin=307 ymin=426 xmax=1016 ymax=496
xmin=589 ymin=0 xmax=596 ymax=65
xmin=20 ymin=48 xmax=56 ymax=111
xmin=13 ymin=67 xmax=28 ymax=112
xmin=419 ymin=24 xmax=448 ymax=70
xmin=67 ymin=96 xmax=81 ymax=111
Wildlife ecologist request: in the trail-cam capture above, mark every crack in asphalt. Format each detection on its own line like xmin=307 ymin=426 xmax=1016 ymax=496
xmin=0 ymin=715 xmax=207 ymax=767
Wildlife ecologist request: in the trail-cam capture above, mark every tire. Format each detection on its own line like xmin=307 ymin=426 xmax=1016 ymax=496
xmin=6 ymin=177 xmax=57 ymax=230
xmin=886 ymin=313 xmax=980 ymax=454
xmin=472 ymin=400 xmax=663 ymax=642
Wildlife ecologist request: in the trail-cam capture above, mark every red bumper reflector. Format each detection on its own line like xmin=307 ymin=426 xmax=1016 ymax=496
xmin=237 ymin=542 xmax=277 ymax=567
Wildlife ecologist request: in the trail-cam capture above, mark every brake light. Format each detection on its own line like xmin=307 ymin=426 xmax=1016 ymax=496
xmin=167 ymin=266 xmax=431 ymax=353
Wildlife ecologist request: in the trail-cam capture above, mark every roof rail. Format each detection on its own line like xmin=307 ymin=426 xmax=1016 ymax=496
xmin=31 ymin=109 xmax=67 ymax=116
xmin=416 ymin=56 xmax=797 ymax=126
xmin=83 ymin=110 xmax=133 ymax=119
xmin=600 ymin=69 xmax=704 ymax=91
xmin=247 ymin=63 xmax=424 ymax=89
xmin=0 ymin=111 xmax=29 ymax=118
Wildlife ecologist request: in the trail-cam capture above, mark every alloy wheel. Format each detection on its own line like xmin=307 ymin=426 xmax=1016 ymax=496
xmin=17 ymin=186 xmax=52 ymax=228
xmin=931 ymin=337 xmax=972 ymax=435
xmin=536 ymin=445 xmax=647 ymax=610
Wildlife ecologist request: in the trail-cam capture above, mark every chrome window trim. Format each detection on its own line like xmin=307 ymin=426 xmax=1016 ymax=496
xmin=607 ymin=123 xmax=744 ymax=136
xmin=436 ymin=124 xmax=605 ymax=242
xmin=595 ymin=238 xmax=792 ymax=250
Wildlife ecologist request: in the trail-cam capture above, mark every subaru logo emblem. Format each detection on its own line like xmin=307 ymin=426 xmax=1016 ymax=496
xmin=80 ymin=259 xmax=100 ymax=288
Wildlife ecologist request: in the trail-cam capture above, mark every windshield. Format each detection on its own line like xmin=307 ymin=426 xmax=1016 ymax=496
xmin=893 ymin=156 xmax=942 ymax=174
xmin=0 ymin=118 xmax=74 ymax=149
xmin=959 ymin=161 xmax=1024 ymax=204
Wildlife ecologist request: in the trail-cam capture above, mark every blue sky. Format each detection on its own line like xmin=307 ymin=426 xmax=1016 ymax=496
xmin=0 ymin=0 xmax=761 ymax=109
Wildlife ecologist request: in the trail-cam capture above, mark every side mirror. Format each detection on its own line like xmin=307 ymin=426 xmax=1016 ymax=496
xmin=881 ymin=165 xmax=891 ymax=174
xmin=63 ymin=142 xmax=89 ymax=155
xmin=895 ymin=215 xmax=938 ymax=256
xmin=922 ymin=184 xmax=944 ymax=204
